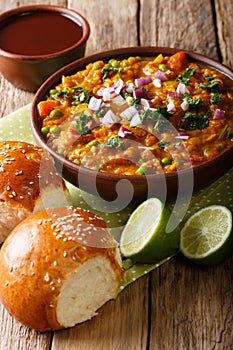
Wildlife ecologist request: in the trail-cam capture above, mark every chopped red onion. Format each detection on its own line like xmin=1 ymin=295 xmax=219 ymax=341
xmin=112 ymin=94 xmax=126 ymax=106
xmin=180 ymin=100 xmax=189 ymax=111
xmin=168 ymin=91 xmax=182 ymax=99
xmin=113 ymin=79 xmax=124 ymax=94
xmin=155 ymin=70 xmax=168 ymax=82
xmin=120 ymin=105 xmax=138 ymax=121
xmin=176 ymin=83 xmax=190 ymax=94
xmin=135 ymin=76 xmax=152 ymax=87
xmin=88 ymin=96 xmax=102 ymax=111
xmin=167 ymin=99 xmax=176 ymax=112
xmin=102 ymin=110 xmax=120 ymax=125
xmin=118 ymin=125 xmax=133 ymax=138
xmin=133 ymin=88 xmax=147 ymax=99
xmin=153 ymin=78 xmax=162 ymax=88
xmin=96 ymin=87 xmax=105 ymax=96
xmin=213 ymin=108 xmax=225 ymax=120
xmin=175 ymin=135 xmax=190 ymax=140
xmin=140 ymin=98 xmax=154 ymax=108
xmin=178 ymin=131 xmax=188 ymax=136
xmin=102 ymin=87 xmax=117 ymax=101
xmin=130 ymin=113 xmax=142 ymax=126
xmin=124 ymin=82 xmax=134 ymax=93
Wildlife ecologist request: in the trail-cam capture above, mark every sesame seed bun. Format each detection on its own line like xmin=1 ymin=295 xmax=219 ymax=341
xmin=0 ymin=206 xmax=123 ymax=331
xmin=0 ymin=141 xmax=70 ymax=243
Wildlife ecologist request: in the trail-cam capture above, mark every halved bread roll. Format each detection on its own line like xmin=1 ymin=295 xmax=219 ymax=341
xmin=0 ymin=206 xmax=123 ymax=331
xmin=0 ymin=141 xmax=70 ymax=243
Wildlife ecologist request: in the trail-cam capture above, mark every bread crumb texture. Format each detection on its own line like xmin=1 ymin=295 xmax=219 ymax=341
xmin=0 ymin=206 xmax=123 ymax=331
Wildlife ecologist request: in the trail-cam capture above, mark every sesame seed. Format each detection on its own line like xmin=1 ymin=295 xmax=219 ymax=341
xmin=29 ymin=181 xmax=34 ymax=185
xmin=44 ymin=273 xmax=50 ymax=282
xmin=8 ymin=194 xmax=13 ymax=198
xmin=63 ymin=251 xmax=68 ymax=257
xmin=57 ymin=278 xmax=61 ymax=284
xmin=53 ymin=261 xmax=57 ymax=266
xmin=19 ymin=195 xmax=24 ymax=199
xmin=5 ymin=282 xmax=9 ymax=286
xmin=12 ymin=191 xmax=17 ymax=197
xmin=6 ymin=186 xmax=11 ymax=191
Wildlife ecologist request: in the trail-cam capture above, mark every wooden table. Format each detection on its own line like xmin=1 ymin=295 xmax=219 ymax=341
xmin=0 ymin=1 xmax=232 ymax=349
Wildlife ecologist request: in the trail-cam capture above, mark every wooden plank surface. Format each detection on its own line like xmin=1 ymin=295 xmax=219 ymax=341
xmin=0 ymin=0 xmax=232 ymax=349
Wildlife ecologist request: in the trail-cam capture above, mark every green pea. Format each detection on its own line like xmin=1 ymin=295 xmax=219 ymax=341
xmin=50 ymin=109 xmax=63 ymax=119
xmin=109 ymin=59 xmax=120 ymax=68
xmin=57 ymin=149 xmax=64 ymax=155
xmin=161 ymin=157 xmax=172 ymax=165
xmin=159 ymin=64 xmax=167 ymax=71
xmin=136 ymin=164 xmax=149 ymax=175
xmin=74 ymin=159 xmax=81 ymax=165
xmin=41 ymin=126 xmax=49 ymax=136
xmin=49 ymin=89 xmax=58 ymax=96
xmin=92 ymin=166 xmax=99 ymax=171
xmin=93 ymin=64 xmax=100 ymax=70
xmin=50 ymin=125 xmax=60 ymax=134
xmin=88 ymin=139 xmax=99 ymax=147
xmin=121 ymin=59 xmax=129 ymax=67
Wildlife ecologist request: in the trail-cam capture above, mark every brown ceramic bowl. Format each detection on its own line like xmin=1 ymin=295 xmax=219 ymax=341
xmin=31 ymin=47 xmax=233 ymax=205
xmin=0 ymin=5 xmax=90 ymax=92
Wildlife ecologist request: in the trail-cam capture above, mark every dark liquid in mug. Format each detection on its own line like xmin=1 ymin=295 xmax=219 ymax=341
xmin=0 ymin=12 xmax=83 ymax=55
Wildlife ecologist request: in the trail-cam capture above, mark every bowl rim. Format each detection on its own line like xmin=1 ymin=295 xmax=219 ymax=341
xmin=30 ymin=46 xmax=233 ymax=184
xmin=0 ymin=4 xmax=90 ymax=60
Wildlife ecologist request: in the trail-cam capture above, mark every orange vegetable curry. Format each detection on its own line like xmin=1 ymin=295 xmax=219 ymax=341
xmin=38 ymin=52 xmax=233 ymax=175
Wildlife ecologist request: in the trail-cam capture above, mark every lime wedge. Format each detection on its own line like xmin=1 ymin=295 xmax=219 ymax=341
xmin=120 ymin=198 xmax=180 ymax=263
xmin=180 ymin=205 xmax=233 ymax=266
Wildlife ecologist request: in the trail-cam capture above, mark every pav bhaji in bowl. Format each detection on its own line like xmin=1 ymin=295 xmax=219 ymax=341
xmin=31 ymin=47 xmax=233 ymax=204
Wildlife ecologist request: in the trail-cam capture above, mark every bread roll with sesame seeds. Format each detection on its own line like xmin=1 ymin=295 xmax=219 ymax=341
xmin=0 ymin=141 xmax=70 ymax=243
xmin=0 ymin=206 xmax=123 ymax=331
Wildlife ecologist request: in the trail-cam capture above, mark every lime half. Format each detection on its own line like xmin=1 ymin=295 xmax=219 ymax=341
xmin=120 ymin=198 xmax=180 ymax=263
xmin=180 ymin=205 xmax=233 ymax=266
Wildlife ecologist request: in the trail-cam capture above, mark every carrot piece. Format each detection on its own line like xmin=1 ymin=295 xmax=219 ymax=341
xmin=37 ymin=100 xmax=55 ymax=118
xmin=167 ymin=51 xmax=187 ymax=71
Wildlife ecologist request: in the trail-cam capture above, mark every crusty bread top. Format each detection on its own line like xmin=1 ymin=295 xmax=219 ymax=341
xmin=0 ymin=141 xmax=66 ymax=211
xmin=0 ymin=206 xmax=123 ymax=331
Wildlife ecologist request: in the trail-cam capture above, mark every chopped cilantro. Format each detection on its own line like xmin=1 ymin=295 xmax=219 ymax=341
xmin=140 ymin=106 xmax=173 ymax=133
xmin=102 ymin=67 xmax=122 ymax=80
xmin=72 ymin=87 xmax=91 ymax=104
xmin=210 ymin=92 xmax=221 ymax=104
xmin=204 ymin=75 xmax=216 ymax=82
xmin=226 ymin=128 xmax=232 ymax=139
xmin=53 ymin=88 xmax=70 ymax=99
xmin=74 ymin=112 xmax=93 ymax=135
xmin=199 ymin=79 xmax=221 ymax=92
xmin=182 ymin=93 xmax=204 ymax=110
xmin=158 ymin=141 xmax=169 ymax=149
xmin=183 ymin=112 xmax=209 ymax=130
xmin=176 ymin=67 xmax=196 ymax=85
xmin=106 ymin=136 xmax=125 ymax=149
xmin=96 ymin=108 xmax=105 ymax=118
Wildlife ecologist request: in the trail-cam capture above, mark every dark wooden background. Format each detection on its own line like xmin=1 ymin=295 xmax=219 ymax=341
xmin=0 ymin=1 xmax=232 ymax=349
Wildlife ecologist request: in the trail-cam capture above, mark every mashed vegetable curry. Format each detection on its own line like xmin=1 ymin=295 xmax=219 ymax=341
xmin=37 ymin=51 xmax=233 ymax=175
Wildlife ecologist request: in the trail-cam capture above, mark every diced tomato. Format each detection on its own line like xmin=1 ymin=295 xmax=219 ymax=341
xmin=167 ymin=51 xmax=187 ymax=71
xmin=37 ymin=101 xmax=56 ymax=118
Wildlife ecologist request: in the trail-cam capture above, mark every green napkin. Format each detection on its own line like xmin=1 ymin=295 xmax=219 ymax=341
xmin=0 ymin=104 xmax=232 ymax=293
